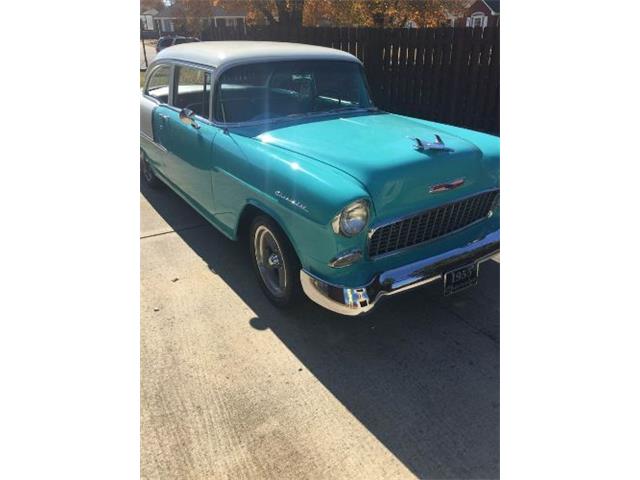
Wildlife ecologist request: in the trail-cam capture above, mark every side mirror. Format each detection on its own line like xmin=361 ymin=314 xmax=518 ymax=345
xmin=179 ymin=108 xmax=200 ymax=129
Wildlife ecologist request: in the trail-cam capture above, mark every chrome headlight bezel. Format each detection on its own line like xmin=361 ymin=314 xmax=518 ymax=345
xmin=493 ymin=192 xmax=500 ymax=210
xmin=332 ymin=199 xmax=370 ymax=237
xmin=488 ymin=192 xmax=500 ymax=217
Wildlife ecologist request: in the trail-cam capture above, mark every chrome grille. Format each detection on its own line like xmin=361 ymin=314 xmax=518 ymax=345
xmin=368 ymin=190 xmax=498 ymax=258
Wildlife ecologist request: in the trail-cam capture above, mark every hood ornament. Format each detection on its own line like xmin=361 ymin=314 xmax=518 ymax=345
xmin=429 ymin=178 xmax=465 ymax=193
xmin=411 ymin=134 xmax=454 ymax=153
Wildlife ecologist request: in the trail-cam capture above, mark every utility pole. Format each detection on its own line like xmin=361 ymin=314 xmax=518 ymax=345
xmin=141 ymin=19 xmax=148 ymax=70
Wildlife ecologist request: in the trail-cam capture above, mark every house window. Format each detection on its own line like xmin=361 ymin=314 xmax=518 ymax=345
xmin=467 ymin=12 xmax=488 ymax=28
xmin=162 ymin=19 xmax=174 ymax=32
xmin=213 ymin=17 xmax=244 ymax=27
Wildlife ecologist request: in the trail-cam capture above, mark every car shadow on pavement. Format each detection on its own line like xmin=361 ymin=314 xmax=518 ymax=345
xmin=141 ymin=179 xmax=500 ymax=480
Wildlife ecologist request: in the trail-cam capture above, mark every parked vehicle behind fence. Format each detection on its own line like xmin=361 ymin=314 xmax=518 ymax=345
xmin=140 ymin=41 xmax=500 ymax=316
xmin=156 ymin=35 xmax=200 ymax=52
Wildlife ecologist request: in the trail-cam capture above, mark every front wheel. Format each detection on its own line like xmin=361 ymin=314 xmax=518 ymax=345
xmin=249 ymin=216 xmax=302 ymax=308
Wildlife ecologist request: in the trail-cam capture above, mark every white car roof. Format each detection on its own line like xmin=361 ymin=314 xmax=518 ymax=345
xmin=153 ymin=41 xmax=361 ymax=69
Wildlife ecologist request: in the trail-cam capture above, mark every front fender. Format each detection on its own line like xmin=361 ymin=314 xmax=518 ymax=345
xmin=215 ymin=134 xmax=372 ymax=272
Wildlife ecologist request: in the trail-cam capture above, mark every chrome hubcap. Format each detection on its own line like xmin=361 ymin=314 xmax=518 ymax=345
xmin=254 ymin=225 xmax=287 ymax=298
xmin=267 ymin=253 xmax=281 ymax=268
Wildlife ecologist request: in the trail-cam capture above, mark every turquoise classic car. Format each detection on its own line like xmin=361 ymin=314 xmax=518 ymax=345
xmin=140 ymin=41 xmax=499 ymax=316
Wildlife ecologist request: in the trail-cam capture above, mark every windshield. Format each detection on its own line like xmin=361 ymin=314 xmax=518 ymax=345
xmin=214 ymin=60 xmax=375 ymax=124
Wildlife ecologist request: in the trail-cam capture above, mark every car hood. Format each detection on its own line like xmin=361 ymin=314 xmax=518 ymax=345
xmin=251 ymin=112 xmax=499 ymax=219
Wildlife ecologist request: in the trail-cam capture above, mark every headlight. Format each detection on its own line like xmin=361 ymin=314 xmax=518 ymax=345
xmin=332 ymin=200 xmax=369 ymax=237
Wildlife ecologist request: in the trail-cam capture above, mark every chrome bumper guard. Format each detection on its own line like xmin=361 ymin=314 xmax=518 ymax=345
xmin=300 ymin=229 xmax=499 ymax=316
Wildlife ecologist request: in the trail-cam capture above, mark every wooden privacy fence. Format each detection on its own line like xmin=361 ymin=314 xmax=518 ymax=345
xmin=201 ymin=25 xmax=500 ymax=135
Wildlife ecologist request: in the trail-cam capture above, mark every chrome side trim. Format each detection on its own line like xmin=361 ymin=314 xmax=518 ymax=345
xmin=140 ymin=130 xmax=167 ymax=153
xmin=300 ymin=229 xmax=499 ymax=316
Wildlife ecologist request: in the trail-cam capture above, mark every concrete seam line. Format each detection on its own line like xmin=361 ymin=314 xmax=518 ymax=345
xmin=140 ymin=223 xmax=208 ymax=240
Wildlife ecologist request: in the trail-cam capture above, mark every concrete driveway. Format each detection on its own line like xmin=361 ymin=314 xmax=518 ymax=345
xmin=140 ymin=40 xmax=157 ymax=70
xmin=140 ymin=179 xmax=500 ymax=479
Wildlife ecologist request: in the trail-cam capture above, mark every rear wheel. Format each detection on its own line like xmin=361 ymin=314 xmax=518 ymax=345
xmin=140 ymin=150 xmax=163 ymax=189
xmin=249 ymin=216 xmax=302 ymax=308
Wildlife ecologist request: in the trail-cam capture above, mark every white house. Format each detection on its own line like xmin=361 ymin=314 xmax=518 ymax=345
xmin=140 ymin=8 xmax=158 ymax=31
xmin=154 ymin=3 xmax=247 ymax=34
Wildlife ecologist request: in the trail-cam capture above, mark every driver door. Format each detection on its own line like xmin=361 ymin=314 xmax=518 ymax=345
xmin=161 ymin=64 xmax=218 ymax=214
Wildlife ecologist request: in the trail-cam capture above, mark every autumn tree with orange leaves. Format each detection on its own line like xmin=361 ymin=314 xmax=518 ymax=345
xmin=253 ymin=0 xmax=468 ymax=27
xmin=302 ymin=0 xmax=468 ymax=28
xmin=149 ymin=0 xmax=468 ymax=30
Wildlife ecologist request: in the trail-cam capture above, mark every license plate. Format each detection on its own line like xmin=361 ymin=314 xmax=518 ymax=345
xmin=444 ymin=263 xmax=479 ymax=296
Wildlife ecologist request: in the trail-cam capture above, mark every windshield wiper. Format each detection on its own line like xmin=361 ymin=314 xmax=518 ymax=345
xmin=322 ymin=106 xmax=378 ymax=115
xmin=251 ymin=106 xmax=379 ymax=126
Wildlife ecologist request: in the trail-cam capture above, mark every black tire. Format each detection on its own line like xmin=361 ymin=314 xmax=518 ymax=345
xmin=140 ymin=150 xmax=164 ymax=189
xmin=249 ymin=215 xmax=303 ymax=308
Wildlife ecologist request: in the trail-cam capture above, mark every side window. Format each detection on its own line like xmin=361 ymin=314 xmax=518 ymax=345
xmin=173 ymin=66 xmax=211 ymax=119
xmin=145 ymin=65 xmax=171 ymax=103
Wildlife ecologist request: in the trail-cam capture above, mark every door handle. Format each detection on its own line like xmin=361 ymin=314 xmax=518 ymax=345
xmin=158 ymin=114 xmax=169 ymax=131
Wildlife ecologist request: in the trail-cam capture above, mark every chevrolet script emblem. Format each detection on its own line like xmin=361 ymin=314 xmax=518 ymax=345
xmin=429 ymin=178 xmax=465 ymax=193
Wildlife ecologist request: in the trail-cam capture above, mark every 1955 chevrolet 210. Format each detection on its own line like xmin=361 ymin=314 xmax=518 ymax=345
xmin=140 ymin=41 xmax=499 ymax=316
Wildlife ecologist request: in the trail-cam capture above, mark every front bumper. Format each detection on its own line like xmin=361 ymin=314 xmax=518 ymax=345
xmin=300 ymin=229 xmax=499 ymax=316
